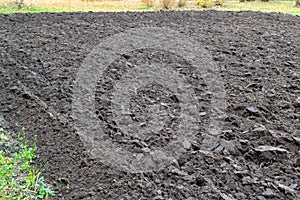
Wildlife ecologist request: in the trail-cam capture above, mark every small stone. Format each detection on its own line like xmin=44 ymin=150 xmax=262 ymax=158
xmin=199 ymin=112 xmax=207 ymax=116
xmin=125 ymin=61 xmax=133 ymax=67
xmin=262 ymin=87 xmax=268 ymax=93
xmin=262 ymin=188 xmax=274 ymax=197
xmin=289 ymin=72 xmax=299 ymax=79
xmin=252 ymin=126 xmax=266 ymax=132
xmin=246 ymin=106 xmax=259 ymax=113
xmin=281 ymin=83 xmax=291 ymax=88
xmin=182 ymin=140 xmax=191 ymax=149
xmin=154 ymin=179 xmax=160 ymax=184
xmin=177 ymin=185 xmax=184 ymax=190
xmin=140 ymin=122 xmax=146 ymax=127
xmin=242 ymin=176 xmax=256 ymax=185
xmin=227 ymin=182 xmax=237 ymax=190
xmin=267 ymin=48 xmax=276 ymax=52
xmin=257 ymin=196 xmax=266 ymax=200
xmin=48 ymin=112 xmax=55 ymax=119
xmin=290 ymin=183 xmax=298 ymax=189
xmin=136 ymin=153 xmax=143 ymax=161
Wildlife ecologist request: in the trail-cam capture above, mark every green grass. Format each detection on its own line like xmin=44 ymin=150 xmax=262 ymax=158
xmin=0 ymin=4 xmax=71 ymax=14
xmin=0 ymin=127 xmax=54 ymax=200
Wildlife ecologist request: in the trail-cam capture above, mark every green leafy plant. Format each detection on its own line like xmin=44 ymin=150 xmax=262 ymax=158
xmin=0 ymin=127 xmax=54 ymax=199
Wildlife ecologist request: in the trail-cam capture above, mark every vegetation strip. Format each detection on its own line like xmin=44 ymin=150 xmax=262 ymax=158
xmin=0 ymin=0 xmax=299 ymax=15
xmin=0 ymin=119 xmax=54 ymax=199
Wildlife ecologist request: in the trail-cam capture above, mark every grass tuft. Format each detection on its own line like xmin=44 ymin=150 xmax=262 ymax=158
xmin=0 ymin=126 xmax=54 ymax=200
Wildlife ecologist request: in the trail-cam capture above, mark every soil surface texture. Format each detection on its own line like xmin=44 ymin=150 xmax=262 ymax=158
xmin=0 ymin=11 xmax=299 ymax=199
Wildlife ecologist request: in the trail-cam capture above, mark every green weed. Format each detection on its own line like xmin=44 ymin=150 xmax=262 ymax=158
xmin=0 ymin=127 xmax=54 ymax=200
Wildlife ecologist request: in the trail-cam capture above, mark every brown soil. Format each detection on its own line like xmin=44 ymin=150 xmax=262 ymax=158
xmin=0 ymin=11 xmax=299 ymax=199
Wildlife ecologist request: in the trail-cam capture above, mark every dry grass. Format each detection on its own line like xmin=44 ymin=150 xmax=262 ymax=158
xmin=0 ymin=0 xmax=145 ymax=12
xmin=160 ymin=0 xmax=176 ymax=9
xmin=142 ymin=0 xmax=155 ymax=7
xmin=0 ymin=0 xmax=299 ymax=15
xmin=214 ymin=1 xmax=300 ymax=16
xmin=178 ymin=0 xmax=186 ymax=7
xmin=194 ymin=0 xmax=213 ymax=8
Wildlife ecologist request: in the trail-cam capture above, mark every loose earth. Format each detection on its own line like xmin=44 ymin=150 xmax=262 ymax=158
xmin=0 ymin=11 xmax=299 ymax=199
